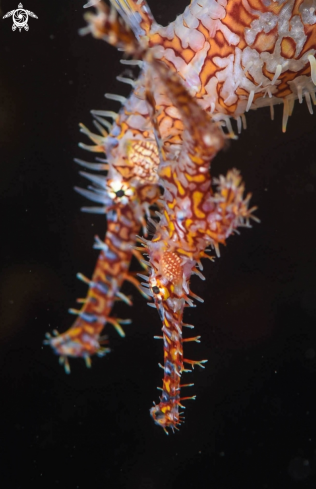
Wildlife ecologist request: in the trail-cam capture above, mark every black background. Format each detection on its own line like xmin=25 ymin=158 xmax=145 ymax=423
xmin=1 ymin=1 xmax=316 ymax=488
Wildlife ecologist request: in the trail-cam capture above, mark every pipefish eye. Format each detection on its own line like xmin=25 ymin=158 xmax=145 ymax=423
xmin=151 ymin=283 xmax=170 ymax=301
xmin=115 ymin=189 xmax=125 ymax=198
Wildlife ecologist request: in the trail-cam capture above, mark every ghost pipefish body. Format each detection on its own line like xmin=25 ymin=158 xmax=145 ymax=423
xmin=75 ymin=1 xmax=255 ymax=432
xmin=46 ymin=0 xmax=316 ymax=430
xmin=140 ymin=56 xmax=256 ymax=433
xmin=83 ymin=0 xmax=316 ymax=431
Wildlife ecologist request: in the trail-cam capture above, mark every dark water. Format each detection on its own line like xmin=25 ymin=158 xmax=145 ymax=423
xmin=0 ymin=1 xmax=316 ymax=488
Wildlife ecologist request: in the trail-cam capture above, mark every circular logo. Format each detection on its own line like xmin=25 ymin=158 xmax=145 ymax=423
xmin=12 ymin=9 xmax=28 ymax=31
